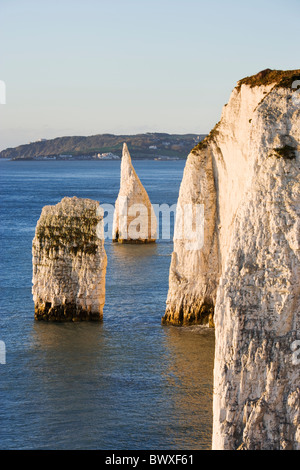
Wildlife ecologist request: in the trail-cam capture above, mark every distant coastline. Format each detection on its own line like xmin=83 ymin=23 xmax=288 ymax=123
xmin=6 ymin=154 xmax=187 ymax=162
xmin=0 ymin=132 xmax=206 ymax=161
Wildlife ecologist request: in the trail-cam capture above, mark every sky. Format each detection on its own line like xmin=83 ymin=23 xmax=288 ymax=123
xmin=0 ymin=0 xmax=299 ymax=151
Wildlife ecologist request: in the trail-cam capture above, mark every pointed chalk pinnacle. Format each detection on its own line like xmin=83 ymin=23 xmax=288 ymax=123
xmin=112 ymin=143 xmax=157 ymax=243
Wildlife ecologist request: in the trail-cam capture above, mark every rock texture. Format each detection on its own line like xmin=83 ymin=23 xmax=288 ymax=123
xmin=162 ymin=146 xmax=218 ymax=326
xmin=32 ymin=196 xmax=107 ymax=321
xmin=112 ymin=143 xmax=157 ymax=243
xmin=164 ymin=69 xmax=300 ymax=449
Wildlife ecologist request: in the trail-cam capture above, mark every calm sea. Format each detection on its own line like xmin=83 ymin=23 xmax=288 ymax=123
xmin=0 ymin=159 xmax=214 ymax=450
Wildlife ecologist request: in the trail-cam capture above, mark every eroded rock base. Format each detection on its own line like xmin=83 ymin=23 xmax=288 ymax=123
xmin=163 ymin=298 xmax=215 ymax=327
xmin=34 ymin=302 xmax=102 ymax=322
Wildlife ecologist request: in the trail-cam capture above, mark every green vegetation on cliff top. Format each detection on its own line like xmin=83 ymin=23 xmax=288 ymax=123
xmin=0 ymin=133 xmax=204 ymax=160
xmin=191 ymin=69 xmax=300 ymax=155
xmin=237 ymin=68 xmax=300 ymax=89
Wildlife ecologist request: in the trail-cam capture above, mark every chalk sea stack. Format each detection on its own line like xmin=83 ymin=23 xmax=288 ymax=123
xmin=164 ymin=69 xmax=300 ymax=449
xmin=112 ymin=143 xmax=157 ymax=243
xmin=32 ymin=197 xmax=107 ymax=321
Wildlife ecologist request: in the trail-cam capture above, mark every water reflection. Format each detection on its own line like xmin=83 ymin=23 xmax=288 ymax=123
xmin=105 ymin=242 xmax=163 ymax=325
xmin=0 ymin=159 xmax=217 ymax=450
xmin=162 ymin=326 xmax=215 ymax=450
xmin=109 ymin=242 xmax=158 ymax=264
xmin=27 ymin=322 xmax=113 ymax=449
xmin=26 ymin=322 xmax=215 ymax=449
xmin=30 ymin=321 xmax=106 ymax=361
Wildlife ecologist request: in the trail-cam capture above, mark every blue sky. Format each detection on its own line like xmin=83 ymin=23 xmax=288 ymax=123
xmin=0 ymin=0 xmax=299 ymax=150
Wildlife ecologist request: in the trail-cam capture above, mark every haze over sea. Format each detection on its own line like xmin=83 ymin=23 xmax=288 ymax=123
xmin=0 ymin=159 xmax=214 ymax=450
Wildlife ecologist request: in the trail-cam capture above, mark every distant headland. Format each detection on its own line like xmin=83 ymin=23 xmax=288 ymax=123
xmin=0 ymin=133 xmax=205 ymax=161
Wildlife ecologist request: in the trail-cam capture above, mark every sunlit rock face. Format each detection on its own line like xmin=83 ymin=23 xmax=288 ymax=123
xmin=164 ymin=69 xmax=300 ymax=449
xmin=112 ymin=143 xmax=157 ymax=243
xmin=212 ymin=70 xmax=300 ymax=450
xmin=163 ymin=147 xmax=218 ymax=326
xmin=32 ymin=197 xmax=107 ymax=321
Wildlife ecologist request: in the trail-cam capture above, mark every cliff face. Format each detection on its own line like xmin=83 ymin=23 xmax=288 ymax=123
xmin=112 ymin=143 xmax=157 ymax=243
xmin=32 ymin=197 xmax=107 ymax=321
xmin=163 ymin=146 xmax=218 ymax=326
xmin=164 ymin=78 xmax=274 ymax=326
xmin=164 ymin=69 xmax=300 ymax=449
xmin=212 ymin=71 xmax=300 ymax=450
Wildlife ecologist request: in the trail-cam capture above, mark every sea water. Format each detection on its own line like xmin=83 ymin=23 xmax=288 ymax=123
xmin=0 ymin=159 xmax=214 ymax=450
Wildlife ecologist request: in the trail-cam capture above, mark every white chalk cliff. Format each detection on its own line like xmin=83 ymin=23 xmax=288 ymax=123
xmin=112 ymin=143 xmax=157 ymax=243
xmin=164 ymin=69 xmax=300 ymax=449
xmin=32 ymin=197 xmax=107 ymax=321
